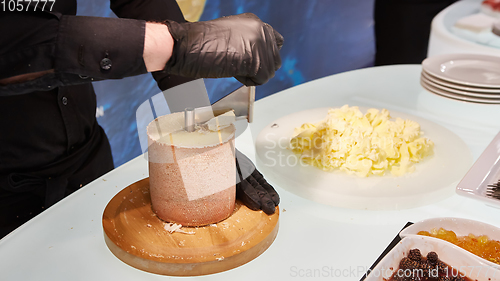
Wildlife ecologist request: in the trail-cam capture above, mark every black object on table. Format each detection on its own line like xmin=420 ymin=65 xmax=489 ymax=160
xmin=359 ymin=222 xmax=414 ymax=281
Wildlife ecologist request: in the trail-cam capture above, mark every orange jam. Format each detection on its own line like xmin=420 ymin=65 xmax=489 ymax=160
xmin=418 ymin=228 xmax=500 ymax=264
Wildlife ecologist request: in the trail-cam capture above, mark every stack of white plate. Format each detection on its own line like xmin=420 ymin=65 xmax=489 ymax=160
xmin=421 ymin=54 xmax=500 ymax=104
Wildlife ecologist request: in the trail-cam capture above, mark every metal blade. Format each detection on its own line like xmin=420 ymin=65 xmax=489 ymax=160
xmin=211 ymin=85 xmax=255 ymax=123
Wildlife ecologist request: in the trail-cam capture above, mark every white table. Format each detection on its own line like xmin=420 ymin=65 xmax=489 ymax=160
xmin=428 ymin=0 xmax=500 ymax=58
xmin=2 ymin=65 xmax=500 ymax=281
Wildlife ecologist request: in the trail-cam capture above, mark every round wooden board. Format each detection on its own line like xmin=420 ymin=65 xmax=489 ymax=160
xmin=102 ymin=178 xmax=279 ymax=276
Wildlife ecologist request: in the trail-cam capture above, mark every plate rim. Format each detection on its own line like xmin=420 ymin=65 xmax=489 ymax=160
xmin=421 ymin=78 xmax=500 ymax=104
xmin=422 ymin=54 xmax=500 ymax=88
xmin=422 ymin=70 xmax=500 ymax=95
xmin=422 ymin=74 xmax=500 ymax=98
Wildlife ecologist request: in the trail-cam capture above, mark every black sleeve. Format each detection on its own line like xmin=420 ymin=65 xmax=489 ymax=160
xmin=0 ymin=11 xmax=147 ymax=96
xmin=55 ymin=15 xmax=147 ymax=79
xmin=110 ymin=0 xmax=187 ymax=22
xmin=0 ymin=0 xmax=193 ymax=96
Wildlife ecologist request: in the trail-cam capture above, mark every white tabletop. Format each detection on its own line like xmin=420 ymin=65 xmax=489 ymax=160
xmin=2 ymin=65 xmax=500 ymax=281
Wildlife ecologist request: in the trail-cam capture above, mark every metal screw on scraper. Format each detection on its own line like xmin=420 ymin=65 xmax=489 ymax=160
xmin=184 ymin=107 xmax=195 ymax=132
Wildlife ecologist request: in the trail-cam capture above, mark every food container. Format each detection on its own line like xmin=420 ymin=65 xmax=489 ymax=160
xmin=147 ymin=112 xmax=236 ymax=226
xmin=400 ymin=217 xmax=500 ymax=267
xmin=364 ymin=236 xmax=497 ymax=281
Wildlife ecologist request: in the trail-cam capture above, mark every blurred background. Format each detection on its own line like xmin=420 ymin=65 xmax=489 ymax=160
xmin=78 ymin=0 xmax=375 ymax=167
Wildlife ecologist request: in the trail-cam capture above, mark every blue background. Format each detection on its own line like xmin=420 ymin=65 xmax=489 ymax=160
xmin=78 ymin=0 xmax=375 ymax=167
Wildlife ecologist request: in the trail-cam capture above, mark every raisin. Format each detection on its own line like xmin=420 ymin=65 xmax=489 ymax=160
xmin=427 ymin=251 xmax=439 ymax=264
xmin=408 ymin=249 xmax=422 ymax=261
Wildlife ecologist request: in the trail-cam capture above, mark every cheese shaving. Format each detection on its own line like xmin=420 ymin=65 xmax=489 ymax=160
xmin=164 ymin=223 xmax=195 ymax=234
xmin=197 ymin=110 xmax=236 ymax=133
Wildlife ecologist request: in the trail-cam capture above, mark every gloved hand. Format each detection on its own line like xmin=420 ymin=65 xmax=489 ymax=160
xmin=235 ymin=149 xmax=279 ymax=214
xmin=164 ymin=13 xmax=284 ymax=86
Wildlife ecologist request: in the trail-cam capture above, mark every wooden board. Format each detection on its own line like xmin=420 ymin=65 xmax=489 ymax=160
xmin=102 ymin=178 xmax=279 ymax=276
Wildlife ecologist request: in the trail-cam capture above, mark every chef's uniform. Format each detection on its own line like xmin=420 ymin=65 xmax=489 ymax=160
xmin=0 ymin=0 xmax=191 ymax=237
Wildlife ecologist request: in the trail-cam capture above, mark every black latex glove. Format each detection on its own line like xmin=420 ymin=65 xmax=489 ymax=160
xmin=164 ymin=13 xmax=284 ymax=86
xmin=235 ymin=149 xmax=279 ymax=215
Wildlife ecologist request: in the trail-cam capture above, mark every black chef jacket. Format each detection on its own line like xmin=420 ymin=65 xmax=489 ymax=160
xmin=0 ymin=0 xmax=192 ymax=237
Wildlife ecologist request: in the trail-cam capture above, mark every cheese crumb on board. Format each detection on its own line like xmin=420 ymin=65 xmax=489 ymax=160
xmin=164 ymin=223 xmax=195 ymax=234
xmin=289 ymin=105 xmax=434 ymax=177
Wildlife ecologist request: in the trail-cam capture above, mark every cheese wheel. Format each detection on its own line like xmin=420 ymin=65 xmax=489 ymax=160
xmin=147 ymin=112 xmax=236 ymax=226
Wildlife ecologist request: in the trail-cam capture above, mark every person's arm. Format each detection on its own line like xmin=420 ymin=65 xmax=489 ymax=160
xmin=0 ymin=20 xmax=170 ymax=83
xmin=109 ymin=0 xmax=187 ymax=72
xmin=1 ymin=9 xmax=283 ymax=94
xmin=109 ymin=0 xmax=196 ymax=91
xmin=107 ymin=1 xmax=285 ymax=87
xmin=143 ymin=22 xmax=173 ymax=72
xmin=0 ymin=12 xmax=151 ymax=95
xmin=0 ymin=0 xmax=189 ymax=82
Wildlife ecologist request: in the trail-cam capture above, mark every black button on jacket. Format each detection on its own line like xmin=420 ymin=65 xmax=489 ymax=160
xmin=0 ymin=0 xmax=191 ymax=237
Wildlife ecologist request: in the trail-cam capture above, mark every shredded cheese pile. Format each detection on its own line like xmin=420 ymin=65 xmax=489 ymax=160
xmin=289 ymin=105 xmax=434 ymax=177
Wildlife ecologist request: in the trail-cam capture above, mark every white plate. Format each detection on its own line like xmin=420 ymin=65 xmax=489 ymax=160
xmin=400 ymin=217 xmax=500 ymax=267
xmin=457 ymin=130 xmax=500 ymax=208
xmin=422 ymin=54 xmax=500 ymax=88
xmin=254 ymin=107 xmax=472 ymax=210
xmin=421 ymin=75 xmax=500 ymax=99
xmin=422 ymin=70 xmax=500 ymax=95
xmin=421 ymin=78 xmax=500 ymax=104
xmin=422 ymin=75 xmax=500 ymax=99
xmin=364 ymin=236 xmax=497 ymax=281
